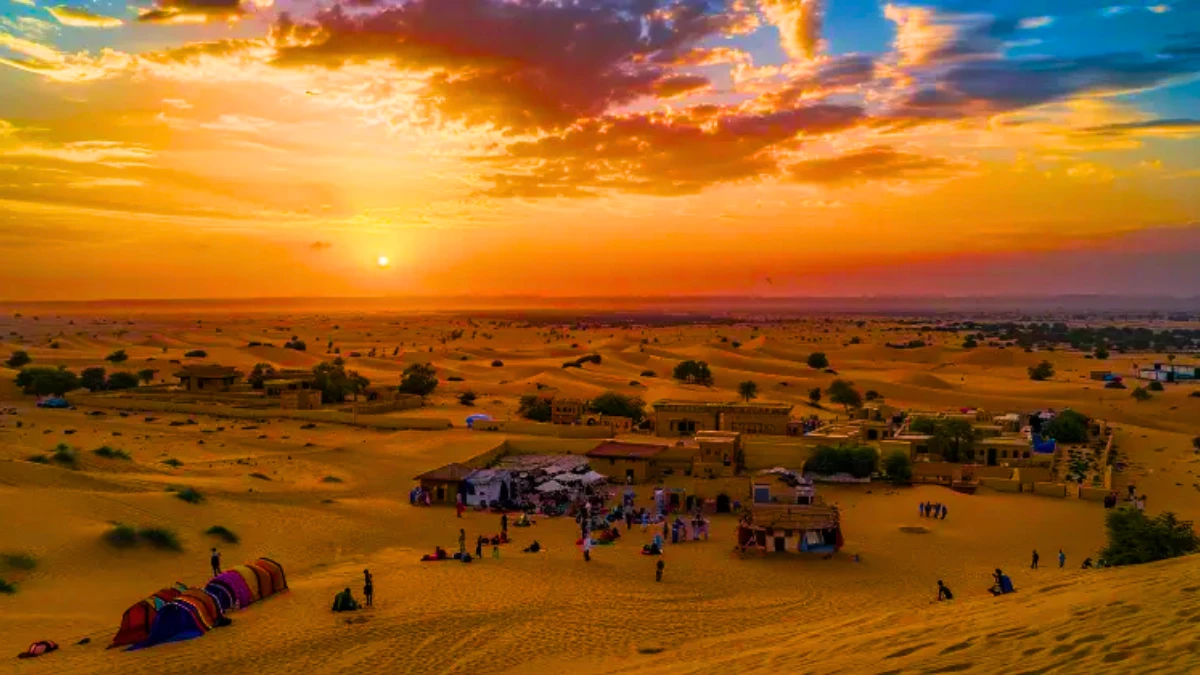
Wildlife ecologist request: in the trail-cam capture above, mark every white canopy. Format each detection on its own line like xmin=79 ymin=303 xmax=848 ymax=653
xmin=555 ymin=473 xmax=584 ymax=483
xmin=581 ymin=470 xmax=607 ymax=484
xmin=536 ymin=480 xmax=564 ymax=492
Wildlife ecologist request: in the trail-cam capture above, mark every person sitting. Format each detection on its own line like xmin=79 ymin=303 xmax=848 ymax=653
xmin=435 ymin=546 xmax=447 ymax=560
xmin=642 ymin=542 xmax=662 ymax=555
xmin=514 ymin=513 xmax=532 ymax=527
xmin=937 ymin=580 xmax=953 ymax=601
xmin=332 ymin=588 xmax=360 ymax=612
xmin=523 ymin=540 xmax=542 ymax=553
xmin=1081 ymin=557 xmax=1093 ymax=569
xmin=989 ymin=569 xmax=1016 ymax=596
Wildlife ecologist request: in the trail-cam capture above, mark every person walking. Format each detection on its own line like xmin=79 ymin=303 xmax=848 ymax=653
xmin=1031 ymin=549 xmax=1040 ymax=569
xmin=456 ymin=494 xmax=465 ymax=518
xmin=501 ymin=513 xmax=508 ymax=536
xmin=919 ymin=502 xmax=926 ymax=518
xmin=475 ymin=535 xmax=483 ymax=559
xmin=459 ymin=528 xmax=467 ymax=556
xmin=655 ymin=559 xmax=665 ymax=582
xmin=492 ymin=542 xmax=500 ymax=560
xmin=1058 ymin=549 xmax=1066 ymax=569
xmin=937 ymin=580 xmax=953 ymax=601
xmin=363 ymin=569 xmax=374 ymax=608
xmin=582 ymin=536 xmax=592 ymax=562
xmin=210 ymin=548 xmax=221 ymax=578
xmin=940 ymin=504 xmax=948 ymax=520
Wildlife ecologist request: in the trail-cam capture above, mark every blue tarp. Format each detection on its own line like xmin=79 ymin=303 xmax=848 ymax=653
xmin=37 ymin=397 xmax=69 ymax=409
xmin=465 ymin=414 xmax=492 ymax=429
xmin=1033 ymin=438 xmax=1057 ymax=454
xmin=132 ymin=602 xmax=205 ymax=650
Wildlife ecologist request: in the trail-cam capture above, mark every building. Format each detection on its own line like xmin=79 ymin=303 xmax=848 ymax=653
xmin=175 ymin=365 xmax=242 ymax=393
xmin=585 ymin=441 xmax=669 ymax=483
xmin=551 ymin=398 xmax=587 ymax=425
xmin=692 ymin=431 xmax=741 ymax=478
xmin=1136 ymin=362 xmax=1197 ymax=382
xmin=739 ymin=477 xmax=842 ymax=554
xmin=652 ymin=400 xmax=793 ymax=437
xmin=414 ymin=463 xmax=474 ymax=503
xmin=280 ymin=387 xmax=322 ymax=410
xmin=582 ymin=413 xmax=633 ymax=434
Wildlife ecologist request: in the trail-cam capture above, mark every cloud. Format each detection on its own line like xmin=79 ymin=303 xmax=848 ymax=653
xmin=1102 ymin=6 xmax=1130 ymax=17
xmin=755 ymin=54 xmax=877 ymax=107
xmin=310 ymin=240 xmax=333 ymax=250
xmin=759 ymin=0 xmax=824 ymax=60
xmin=1 ymin=141 xmax=153 ymax=166
xmin=67 ymin=178 xmax=146 ymax=188
xmin=0 ymin=32 xmax=132 ymax=82
xmin=47 ymin=6 xmax=124 ymax=28
xmin=1017 ymin=16 xmax=1054 ymax=29
xmin=785 ymin=146 xmax=968 ymax=185
xmin=1075 ymin=118 xmax=1200 ymax=138
xmin=1147 ymin=4 xmax=1172 ymax=12
xmin=138 ymin=0 xmax=266 ymax=24
xmin=884 ymin=4 xmax=1015 ymax=67
xmin=199 ymin=114 xmax=276 ymax=133
xmin=652 ymin=74 xmax=713 ymax=99
xmin=268 ymin=0 xmax=747 ymax=132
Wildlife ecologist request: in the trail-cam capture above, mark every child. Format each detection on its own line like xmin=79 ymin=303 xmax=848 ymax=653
xmin=492 ymin=543 xmax=500 ymax=560
xmin=655 ymin=559 xmax=664 ymax=582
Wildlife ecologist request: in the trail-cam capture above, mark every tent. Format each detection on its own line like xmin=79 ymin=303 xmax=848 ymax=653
xmin=465 ymin=414 xmax=493 ymax=429
xmin=463 ymin=469 xmax=513 ymax=506
xmin=211 ymin=571 xmax=254 ymax=608
xmin=555 ymin=473 xmax=583 ymax=483
xmin=110 ymin=588 xmax=182 ymax=649
xmin=177 ymin=588 xmax=223 ymax=628
xmin=133 ymin=601 xmax=208 ymax=650
xmin=254 ymin=557 xmax=288 ymax=593
xmin=230 ymin=565 xmax=263 ymax=603
xmin=243 ymin=562 xmax=275 ymax=598
xmin=204 ymin=581 xmax=235 ymax=613
xmin=536 ymin=480 xmax=564 ymax=492
xmin=581 ymin=471 xmax=607 ymax=485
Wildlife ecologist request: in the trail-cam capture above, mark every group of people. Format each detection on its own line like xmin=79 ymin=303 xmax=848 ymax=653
xmin=1030 ymin=548 xmax=1068 ymax=569
xmin=918 ymin=501 xmax=948 ymax=519
xmin=407 ymin=486 xmax=434 ymax=507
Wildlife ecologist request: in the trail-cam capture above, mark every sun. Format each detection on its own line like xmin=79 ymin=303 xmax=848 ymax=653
xmin=377 ymin=255 xmax=390 ymax=268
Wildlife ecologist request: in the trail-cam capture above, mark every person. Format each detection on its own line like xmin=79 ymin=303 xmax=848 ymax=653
xmin=641 ymin=509 xmax=648 ymax=532
xmin=501 ymin=513 xmax=508 ymax=535
xmin=583 ymin=535 xmax=592 ymax=562
xmin=523 ymin=540 xmax=541 ymax=553
xmin=1031 ymin=549 xmax=1039 ymax=569
xmin=210 ymin=547 xmax=221 ymax=577
xmin=363 ymin=569 xmax=374 ymax=608
xmin=625 ymin=509 xmax=633 ymax=531
xmin=656 ymin=559 xmax=665 ymax=582
xmin=989 ymin=569 xmax=1016 ymax=596
xmin=475 ymin=535 xmax=484 ymax=559
xmin=919 ymin=502 xmax=926 ymax=518
xmin=937 ymin=580 xmax=953 ymax=601
xmin=941 ymin=504 xmax=948 ymax=520
xmin=456 ymin=494 xmax=465 ymax=518
xmin=492 ymin=542 xmax=500 ymax=560
xmin=1081 ymin=557 xmax=1093 ymax=569
xmin=332 ymin=587 xmax=360 ymax=612
xmin=459 ymin=529 xmax=466 ymax=556
xmin=1058 ymin=549 xmax=1066 ymax=569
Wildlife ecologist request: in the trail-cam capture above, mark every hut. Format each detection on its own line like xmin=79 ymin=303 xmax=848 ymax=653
xmin=414 ymin=463 xmax=474 ymax=503
xmin=586 ymin=441 xmax=668 ymax=484
xmin=175 ymin=366 xmax=242 ymax=392
xmin=738 ymin=478 xmax=842 ymax=554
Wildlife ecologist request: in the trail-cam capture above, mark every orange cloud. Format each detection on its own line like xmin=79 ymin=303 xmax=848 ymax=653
xmin=759 ymin=0 xmax=824 ymax=60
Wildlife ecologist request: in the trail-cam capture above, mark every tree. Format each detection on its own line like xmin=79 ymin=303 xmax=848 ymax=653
xmin=826 ymin=379 xmax=862 ymax=411
xmin=931 ymin=418 xmax=976 ymax=463
xmin=312 ymin=360 xmax=352 ymax=403
xmin=1131 ymin=386 xmax=1152 ymax=401
xmin=284 ymin=339 xmax=307 ymax=352
xmin=806 ymin=352 xmax=829 ymax=369
xmin=589 ymin=391 xmax=646 ymax=423
xmin=808 ymin=387 xmax=821 ymax=405
xmin=804 ymin=444 xmax=878 ymax=478
xmin=884 ymin=451 xmax=913 ymax=484
xmin=105 ymin=350 xmax=128 ymax=363
xmin=1028 ymin=360 xmax=1055 ymax=381
xmin=137 ymin=369 xmax=156 ymax=385
xmin=346 ymin=371 xmax=370 ymax=401
xmin=909 ymin=417 xmax=937 ymax=434
xmin=248 ymin=363 xmax=276 ymax=390
xmin=517 ymin=395 xmax=552 ymax=423
xmin=962 ymin=337 xmax=978 ymax=349
xmin=399 ymin=363 xmax=438 ymax=397
xmin=672 ymin=360 xmax=714 ymax=386
xmin=1093 ymin=345 xmax=1109 ymax=360
xmin=106 ymin=372 xmax=140 ymax=390
xmin=81 ymin=367 xmax=107 ymax=392
xmin=1099 ymin=508 xmax=1199 ymax=567
xmin=864 ymin=390 xmax=881 ymax=401
xmin=15 ymin=367 xmax=79 ymax=396
xmin=5 ymin=350 xmax=31 ymax=368
xmin=1042 ymin=410 xmax=1089 ymax=443
xmin=458 ymin=391 xmax=477 ymax=406
xmin=738 ymin=380 xmax=758 ymax=402
xmin=1147 ymin=381 xmax=1164 ymax=392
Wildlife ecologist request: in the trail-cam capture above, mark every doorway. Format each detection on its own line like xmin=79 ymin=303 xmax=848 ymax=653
xmin=987 ymin=447 xmax=997 ymax=466
xmin=716 ymin=494 xmax=731 ymax=513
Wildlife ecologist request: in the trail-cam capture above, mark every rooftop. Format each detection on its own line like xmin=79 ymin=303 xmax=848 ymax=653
xmin=414 ymin=462 xmax=474 ymax=483
xmin=175 ymin=365 xmax=242 ymax=379
xmin=587 ymin=441 xmax=669 ymax=460
xmin=652 ymin=399 xmax=793 ymax=412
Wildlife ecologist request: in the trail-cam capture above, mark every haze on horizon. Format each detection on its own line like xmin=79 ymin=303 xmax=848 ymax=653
xmin=2 ymin=0 xmax=1199 ymax=301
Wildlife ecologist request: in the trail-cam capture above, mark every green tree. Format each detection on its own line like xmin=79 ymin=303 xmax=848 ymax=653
xmin=106 ymin=372 xmax=140 ymax=390
xmin=105 ymin=350 xmax=128 ymax=363
xmin=1028 ymin=360 xmax=1055 ymax=381
xmin=804 ymin=444 xmax=878 ymax=478
xmin=518 ymin=395 xmax=552 ymax=423
xmin=909 ymin=417 xmax=937 ymax=434
xmin=589 ymin=391 xmax=646 ymax=423
xmin=1147 ymin=381 xmax=1164 ymax=392
xmin=399 ymin=363 xmax=438 ymax=397
xmin=865 ymin=390 xmax=881 ymax=401
xmin=962 ymin=337 xmax=978 ymax=349
xmin=738 ymin=380 xmax=758 ymax=403
xmin=137 ymin=368 xmax=156 ymax=385
xmin=14 ymin=367 xmax=79 ymax=396
xmin=312 ymin=360 xmax=351 ymax=403
xmin=672 ymin=360 xmax=714 ymax=386
xmin=248 ymin=363 xmax=276 ymax=390
xmin=826 ymin=379 xmax=863 ymax=411
xmin=806 ymin=352 xmax=829 ymax=369
xmin=80 ymin=367 xmax=107 ymax=392
xmin=808 ymin=387 xmax=822 ymax=405
xmin=930 ymin=418 xmax=976 ymax=462
xmin=458 ymin=391 xmax=477 ymax=406
xmin=1131 ymin=386 xmax=1152 ymax=401
xmin=1093 ymin=345 xmax=1109 ymax=360
xmin=1099 ymin=508 xmax=1199 ymax=567
xmin=1042 ymin=409 xmax=1089 ymax=443
xmin=346 ymin=371 xmax=370 ymax=401
xmin=5 ymin=350 xmax=31 ymax=368
xmin=883 ymin=451 xmax=913 ymax=484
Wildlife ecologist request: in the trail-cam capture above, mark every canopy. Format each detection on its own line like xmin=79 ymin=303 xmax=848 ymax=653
xmin=536 ymin=480 xmax=564 ymax=492
xmin=465 ymin=414 xmax=493 ymax=428
xmin=555 ymin=473 xmax=583 ymax=483
xmin=211 ymin=570 xmax=253 ymax=608
xmin=133 ymin=602 xmax=207 ymax=650
xmin=581 ymin=471 xmax=607 ymax=484
xmin=110 ymin=588 xmax=182 ymax=649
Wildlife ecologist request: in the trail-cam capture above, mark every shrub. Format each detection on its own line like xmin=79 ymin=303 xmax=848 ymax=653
xmin=105 ymin=349 xmax=128 ymax=363
xmin=1099 ymin=508 xmax=1199 ymax=567
xmin=321 ymin=475 xmax=344 ymax=483
xmin=1093 ymin=346 xmax=1109 ymax=360
xmin=849 ymin=336 xmax=862 ymax=345
xmin=1 ymin=553 xmax=37 ymax=570
xmin=640 ymin=370 xmax=656 ymax=377
xmin=80 ymin=366 xmax=107 ymax=391
xmin=284 ymin=340 xmax=307 ymax=352
xmin=1131 ymin=386 xmax=1152 ymax=401
xmin=0 ymin=579 xmax=14 ymax=595
xmin=14 ymin=366 xmax=79 ymax=396
xmin=672 ymin=360 xmax=714 ymax=386
xmin=1028 ymin=360 xmax=1055 ymax=381
xmin=491 ymin=360 xmax=504 ymax=367
xmin=730 ymin=340 xmax=741 ymax=349
xmin=806 ymin=352 xmax=829 ymax=369
xmin=93 ymin=446 xmax=131 ymax=460
xmin=399 ymin=363 xmax=438 ymax=397
xmin=205 ymin=525 xmax=240 ymax=544
xmin=962 ymin=337 xmax=978 ymax=349
xmin=589 ymin=391 xmax=647 ymax=422
xmin=1042 ymin=410 xmax=1089 ymax=444
xmin=517 ymin=394 xmax=552 ymax=422
xmin=104 ymin=523 xmax=138 ymax=548
xmin=162 ymin=458 xmax=183 ymax=467
xmin=137 ymin=368 xmax=156 ymax=384
xmin=184 ymin=350 xmax=207 ymax=358
xmin=804 ymin=444 xmax=878 ymax=478
xmin=138 ymin=527 xmax=182 ymax=551
xmin=249 ymin=472 xmax=271 ymax=480
xmin=458 ymin=391 xmax=477 ymax=406
xmin=864 ymin=390 xmax=881 ymax=401
xmin=5 ymin=350 xmax=31 ymax=368
xmin=176 ymin=487 xmax=204 ymax=504
xmin=808 ymin=387 xmax=821 ymax=404
xmin=26 ymin=454 xmax=49 ymax=464
xmin=447 ymin=376 xmax=464 ymax=382
xmin=51 ymin=444 xmax=78 ymax=468
xmin=883 ymin=451 xmax=913 ymax=484
xmin=826 ymin=379 xmax=862 ymax=411
xmin=106 ymin=371 xmax=140 ymax=390
xmin=1147 ymin=381 xmax=1164 ymax=392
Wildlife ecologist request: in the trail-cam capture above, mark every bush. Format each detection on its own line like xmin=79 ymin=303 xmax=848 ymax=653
xmin=640 ymin=370 xmax=656 ymax=377
xmin=589 ymin=391 xmax=647 ymax=422
xmin=284 ymin=340 xmax=307 ymax=352
xmin=1147 ymin=381 xmax=1164 ymax=392
xmin=1042 ymin=410 xmax=1089 ymax=444
xmin=26 ymin=454 xmax=49 ymax=464
xmin=1 ymin=553 xmax=37 ymax=571
xmin=81 ymin=366 xmax=107 ymax=391
xmin=14 ymin=366 xmax=79 ymax=396
xmin=962 ymin=337 xmax=978 ymax=349
xmin=458 ymin=391 xmax=477 ymax=406
xmin=1028 ymin=360 xmax=1055 ymax=381
xmin=138 ymin=527 xmax=182 ymax=551
xmin=491 ymin=360 xmax=504 ymax=367
xmin=826 ymin=379 xmax=862 ymax=411
xmin=5 ymin=350 xmax=31 ymax=368
xmin=137 ymin=368 xmax=156 ymax=384
xmin=93 ymin=446 xmax=131 ymax=460
xmin=883 ymin=451 xmax=913 ymax=484
xmin=672 ymin=360 xmax=714 ymax=386
xmin=104 ymin=523 xmax=138 ymax=548
xmin=1094 ymin=346 xmax=1109 ymax=360
xmin=730 ymin=340 xmax=741 ymax=349
xmin=804 ymin=444 xmax=878 ymax=478
xmin=176 ymin=487 xmax=204 ymax=504
xmin=249 ymin=472 xmax=271 ymax=480
xmin=162 ymin=458 xmax=183 ymax=468
xmin=106 ymin=371 xmax=140 ymax=390
xmin=0 ymin=579 xmax=14 ymax=595
xmin=864 ymin=390 xmax=881 ymax=401
xmin=1099 ymin=508 xmax=1199 ymax=567
xmin=399 ymin=363 xmax=438 ymax=397
xmin=205 ymin=525 xmax=240 ymax=544
xmin=808 ymin=387 xmax=821 ymax=405
xmin=1131 ymin=386 xmax=1152 ymax=401
xmin=321 ymin=475 xmax=344 ymax=483
xmin=184 ymin=350 xmax=207 ymax=358
xmin=105 ymin=349 xmax=128 ymax=363
xmin=517 ymin=394 xmax=552 ymax=422
xmin=806 ymin=352 xmax=829 ymax=369
xmin=447 ymin=376 xmax=464 ymax=382
xmin=51 ymin=444 xmax=78 ymax=468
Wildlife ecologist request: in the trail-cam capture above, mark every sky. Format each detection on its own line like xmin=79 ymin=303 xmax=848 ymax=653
xmin=1 ymin=0 xmax=1198 ymax=300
